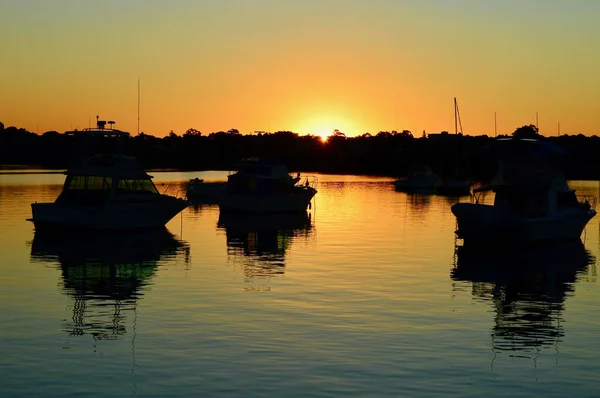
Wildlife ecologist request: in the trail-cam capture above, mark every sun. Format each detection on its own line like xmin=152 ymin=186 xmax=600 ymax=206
xmin=299 ymin=114 xmax=352 ymax=141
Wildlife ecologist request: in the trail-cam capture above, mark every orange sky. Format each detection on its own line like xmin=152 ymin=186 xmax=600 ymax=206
xmin=1 ymin=1 xmax=599 ymax=138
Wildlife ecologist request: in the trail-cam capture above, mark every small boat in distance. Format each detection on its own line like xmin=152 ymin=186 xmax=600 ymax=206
xmin=29 ymin=118 xmax=189 ymax=231
xmin=451 ymin=138 xmax=596 ymax=243
xmin=186 ymin=178 xmax=227 ymax=203
xmin=394 ymin=164 xmax=440 ymax=192
xmin=218 ymin=158 xmax=317 ymax=213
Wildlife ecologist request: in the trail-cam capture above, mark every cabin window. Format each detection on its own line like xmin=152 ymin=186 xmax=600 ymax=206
xmin=117 ymin=179 xmax=159 ymax=194
xmin=66 ymin=176 xmax=112 ymax=190
xmin=86 ymin=176 xmax=112 ymax=190
xmin=60 ymin=175 xmax=112 ymax=206
xmin=67 ymin=176 xmax=86 ymax=190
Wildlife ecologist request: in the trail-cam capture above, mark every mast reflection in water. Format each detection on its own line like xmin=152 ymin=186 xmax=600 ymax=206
xmin=217 ymin=211 xmax=314 ymax=290
xmin=452 ymin=241 xmax=595 ymax=356
xmin=30 ymin=228 xmax=190 ymax=340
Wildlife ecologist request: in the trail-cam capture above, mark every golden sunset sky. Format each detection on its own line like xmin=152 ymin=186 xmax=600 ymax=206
xmin=1 ymin=0 xmax=598 ymax=138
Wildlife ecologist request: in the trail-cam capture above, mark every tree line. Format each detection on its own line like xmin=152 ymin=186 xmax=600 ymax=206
xmin=1 ymin=121 xmax=599 ymax=182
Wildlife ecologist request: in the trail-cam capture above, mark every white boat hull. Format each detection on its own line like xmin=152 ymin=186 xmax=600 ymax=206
xmin=31 ymin=198 xmax=189 ymax=231
xmin=452 ymin=203 xmax=596 ymax=242
xmin=219 ymin=188 xmax=316 ymax=213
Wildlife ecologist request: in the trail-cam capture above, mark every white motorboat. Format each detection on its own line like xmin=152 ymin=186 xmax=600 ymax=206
xmin=451 ymin=138 xmax=596 ymax=243
xmin=218 ymin=158 xmax=317 ymax=213
xmin=29 ymin=119 xmax=189 ymax=231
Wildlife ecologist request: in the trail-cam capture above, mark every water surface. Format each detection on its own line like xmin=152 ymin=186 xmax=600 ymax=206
xmin=1 ymin=172 xmax=599 ymax=397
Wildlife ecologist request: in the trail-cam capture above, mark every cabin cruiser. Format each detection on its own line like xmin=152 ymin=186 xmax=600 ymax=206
xmin=394 ymin=165 xmax=440 ymax=192
xmin=218 ymin=158 xmax=317 ymax=213
xmin=29 ymin=119 xmax=189 ymax=231
xmin=451 ymin=138 xmax=596 ymax=243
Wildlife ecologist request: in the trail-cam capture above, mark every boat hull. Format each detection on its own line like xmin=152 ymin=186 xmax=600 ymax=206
xmin=452 ymin=202 xmax=596 ymax=243
xmin=219 ymin=187 xmax=317 ymax=213
xmin=30 ymin=197 xmax=189 ymax=231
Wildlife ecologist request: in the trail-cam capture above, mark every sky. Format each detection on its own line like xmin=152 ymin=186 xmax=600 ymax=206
xmin=1 ymin=0 xmax=599 ymax=138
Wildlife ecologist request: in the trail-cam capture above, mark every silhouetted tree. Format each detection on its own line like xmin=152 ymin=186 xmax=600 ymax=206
xmin=184 ymin=128 xmax=202 ymax=137
xmin=512 ymin=124 xmax=541 ymax=139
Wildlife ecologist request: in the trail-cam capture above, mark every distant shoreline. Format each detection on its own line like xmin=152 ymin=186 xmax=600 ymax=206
xmin=3 ymin=124 xmax=600 ymax=183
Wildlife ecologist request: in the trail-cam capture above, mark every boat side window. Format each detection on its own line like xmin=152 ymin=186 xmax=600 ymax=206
xmin=66 ymin=176 xmax=112 ymax=190
xmin=67 ymin=176 xmax=86 ymax=190
xmin=61 ymin=175 xmax=112 ymax=205
xmin=139 ymin=179 xmax=159 ymax=194
xmin=117 ymin=179 xmax=159 ymax=194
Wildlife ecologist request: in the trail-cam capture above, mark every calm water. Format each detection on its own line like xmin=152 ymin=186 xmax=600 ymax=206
xmin=1 ymin=171 xmax=600 ymax=397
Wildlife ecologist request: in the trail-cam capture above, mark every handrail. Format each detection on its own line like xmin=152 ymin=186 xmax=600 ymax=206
xmin=297 ymin=175 xmax=318 ymax=190
xmin=577 ymin=195 xmax=597 ymax=211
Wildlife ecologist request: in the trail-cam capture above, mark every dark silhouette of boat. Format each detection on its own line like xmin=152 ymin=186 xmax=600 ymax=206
xmin=452 ymin=139 xmax=597 ymax=242
xmin=28 ymin=117 xmax=188 ymax=231
xmin=219 ymin=158 xmax=317 ymax=213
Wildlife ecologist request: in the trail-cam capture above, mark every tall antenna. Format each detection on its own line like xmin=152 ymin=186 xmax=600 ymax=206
xmin=558 ymin=121 xmax=561 ymax=136
xmin=137 ymin=79 xmax=140 ymax=135
xmin=536 ymin=112 xmax=539 ymax=130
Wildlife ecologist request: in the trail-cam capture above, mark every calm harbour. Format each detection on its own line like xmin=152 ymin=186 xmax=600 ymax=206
xmin=1 ymin=170 xmax=600 ymax=397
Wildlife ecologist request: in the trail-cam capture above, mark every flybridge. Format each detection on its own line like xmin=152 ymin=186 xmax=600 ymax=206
xmin=65 ymin=115 xmax=130 ymax=138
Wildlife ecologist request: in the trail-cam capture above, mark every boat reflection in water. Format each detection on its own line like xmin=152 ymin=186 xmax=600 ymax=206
xmin=452 ymin=241 xmax=594 ymax=356
xmin=217 ymin=211 xmax=314 ymax=290
xmin=30 ymin=228 xmax=189 ymax=340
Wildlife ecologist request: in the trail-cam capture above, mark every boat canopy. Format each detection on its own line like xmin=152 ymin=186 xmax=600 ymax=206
xmin=486 ymin=139 xmax=569 ymax=192
xmin=232 ymin=158 xmax=294 ymax=180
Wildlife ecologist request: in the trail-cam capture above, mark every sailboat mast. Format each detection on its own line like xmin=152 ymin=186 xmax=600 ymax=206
xmin=454 ymin=97 xmax=458 ymax=135
xmin=454 ymin=97 xmax=463 ymax=135
xmin=137 ymin=79 xmax=140 ymax=135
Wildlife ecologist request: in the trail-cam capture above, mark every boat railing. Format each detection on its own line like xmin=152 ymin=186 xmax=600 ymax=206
xmin=472 ymin=190 xmax=490 ymax=204
xmin=577 ymin=195 xmax=597 ymax=211
xmin=298 ymin=175 xmax=318 ymax=190
xmin=161 ymin=184 xmax=186 ymax=199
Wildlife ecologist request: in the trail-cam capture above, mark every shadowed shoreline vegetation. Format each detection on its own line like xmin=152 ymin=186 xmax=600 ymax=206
xmin=1 ymin=122 xmax=599 ymax=183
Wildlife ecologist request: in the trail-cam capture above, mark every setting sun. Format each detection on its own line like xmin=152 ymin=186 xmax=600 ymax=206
xmin=297 ymin=113 xmax=358 ymax=141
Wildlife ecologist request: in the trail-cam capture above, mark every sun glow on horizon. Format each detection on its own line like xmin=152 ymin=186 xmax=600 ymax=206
xmin=298 ymin=113 xmax=358 ymax=141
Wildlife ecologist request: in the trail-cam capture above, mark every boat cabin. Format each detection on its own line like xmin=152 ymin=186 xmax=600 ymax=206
xmin=226 ymin=158 xmax=299 ymax=194
xmin=56 ymin=155 xmax=159 ymax=206
xmin=473 ymin=139 xmax=594 ymax=218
